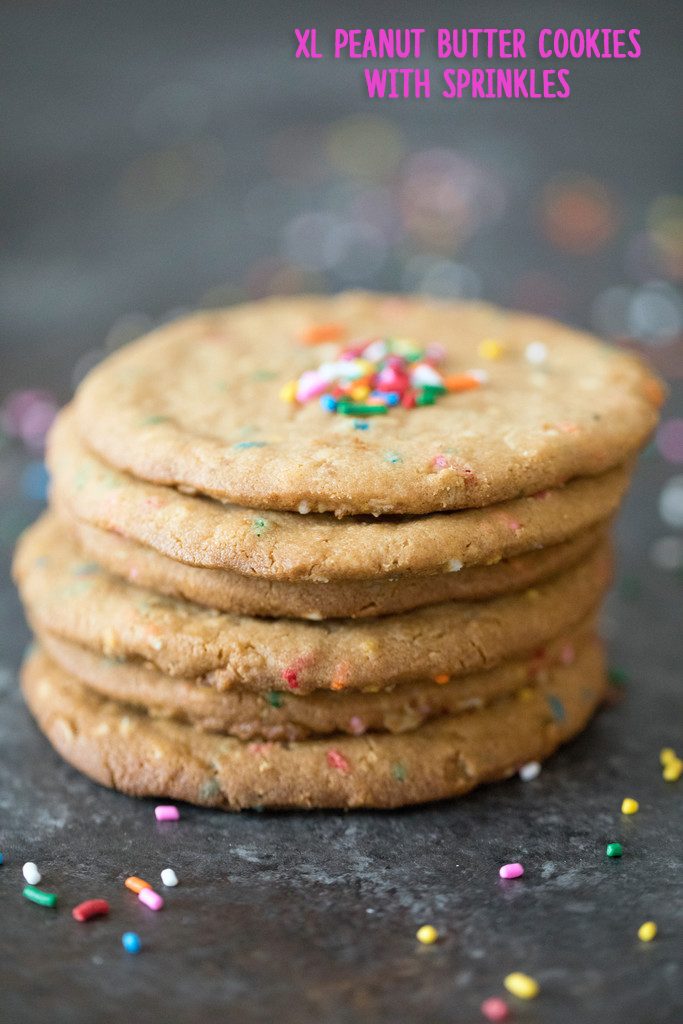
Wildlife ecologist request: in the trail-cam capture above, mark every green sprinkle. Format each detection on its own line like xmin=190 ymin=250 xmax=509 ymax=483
xmin=266 ymin=691 xmax=284 ymax=708
xmin=384 ymin=451 xmax=402 ymax=464
xmin=606 ymin=842 xmax=623 ymax=858
xmin=608 ymin=668 xmax=629 ymax=687
xmin=198 ymin=778 xmax=221 ymax=801
xmin=233 ymin=441 xmax=267 ymax=450
xmin=415 ymin=391 xmax=436 ymax=407
xmin=421 ymin=384 xmax=447 ymax=397
xmin=23 ymin=885 xmax=57 ymax=908
xmin=337 ymin=402 xmax=388 ymax=417
xmin=391 ymin=762 xmax=407 ymax=782
xmin=251 ymin=517 xmax=268 ymax=537
xmin=140 ymin=415 xmax=170 ymax=426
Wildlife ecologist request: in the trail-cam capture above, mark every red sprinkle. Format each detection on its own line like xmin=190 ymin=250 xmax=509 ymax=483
xmin=282 ymin=667 xmax=299 ymax=690
xmin=72 ymin=899 xmax=110 ymax=922
xmin=326 ymin=749 xmax=350 ymax=773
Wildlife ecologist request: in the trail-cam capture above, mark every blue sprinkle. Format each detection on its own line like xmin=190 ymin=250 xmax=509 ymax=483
xmin=384 ymin=452 xmax=402 ymax=464
xmin=384 ymin=391 xmax=400 ymax=406
xmin=547 ymin=695 xmax=566 ymax=722
xmin=353 ymin=420 xmax=369 ymax=431
xmin=233 ymin=441 xmax=266 ymax=450
xmin=122 ymin=932 xmax=142 ymax=954
xmin=21 ymin=461 xmax=50 ymax=502
xmin=320 ymin=395 xmax=337 ymax=412
xmin=0 ymin=852 xmax=4 ymax=865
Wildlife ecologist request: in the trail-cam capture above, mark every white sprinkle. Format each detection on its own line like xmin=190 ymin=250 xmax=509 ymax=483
xmin=519 ymin=761 xmax=541 ymax=782
xmin=298 ymin=501 xmax=311 ymax=515
xmin=160 ymin=868 xmax=178 ymax=887
xmin=659 ymin=476 xmax=683 ymax=529
xmin=22 ymin=862 xmax=41 ymax=885
xmin=525 ymin=341 xmax=548 ymax=365
xmin=447 ymin=559 xmax=463 ymax=573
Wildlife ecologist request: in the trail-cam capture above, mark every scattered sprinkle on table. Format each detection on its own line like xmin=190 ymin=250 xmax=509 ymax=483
xmin=23 ymin=884 xmax=57 ymax=908
xmin=22 ymin=861 xmax=41 ymax=885
xmin=154 ymin=805 xmax=180 ymax=822
xmin=662 ymin=756 xmax=683 ymax=782
xmin=519 ymin=760 xmax=541 ymax=781
xmin=160 ymin=868 xmax=178 ymax=887
xmin=480 ymin=996 xmax=510 ymax=1021
xmin=499 ymin=862 xmax=524 ymax=879
xmin=659 ymin=747 xmax=677 ymax=765
xmin=0 ymin=852 xmax=4 ymax=865
xmin=122 ymin=932 xmax=142 ymax=954
xmin=125 ymin=875 xmax=151 ymax=894
xmin=138 ymin=887 xmax=164 ymax=911
xmin=72 ymin=898 xmax=110 ymax=922
xmin=504 ymin=972 xmax=539 ymax=999
xmin=416 ymin=924 xmax=439 ymax=945
xmin=606 ymin=842 xmax=623 ymax=858
xmin=621 ymin=797 xmax=639 ymax=814
xmin=638 ymin=921 xmax=657 ymax=942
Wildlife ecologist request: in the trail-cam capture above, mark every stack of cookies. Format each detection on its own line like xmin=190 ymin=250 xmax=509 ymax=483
xmin=13 ymin=293 xmax=662 ymax=809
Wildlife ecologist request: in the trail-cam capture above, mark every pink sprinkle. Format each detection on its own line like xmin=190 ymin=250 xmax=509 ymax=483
xmin=481 ymin=996 xmax=509 ymax=1021
xmin=155 ymin=805 xmax=180 ymax=822
xmin=560 ymin=643 xmax=575 ymax=665
xmin=506 ymin=518 xmax=521 ymax=532
xmin=326 ymin=749 xmax=350 ymax=773
xmin=532 ymin=489 xmax=550 ymax=500
xmin=431 ymin=453 xmax=449 ymax=469
xmin=282 ymin=667 xmax=299 ymax=690
xmin=138 ymin=888 xmax=164 ymax=911
xmin=348 ymin=716 xmax=366 ymax=736
xmin=499 ymin=862 xmax=524 ymax=879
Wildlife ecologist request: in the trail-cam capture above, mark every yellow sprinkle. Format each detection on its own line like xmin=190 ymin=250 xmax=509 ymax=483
xmin=353 ymin=359 xmax=375 ymax=376
xmin=518 ymin=686 xmax=535 ymax=702
xmin=279 ymin=381 xmax=297 ymax=403
xmin=350 ymin=385 xmax=370 ymax=401
xmin=621 ymin=797 xmax=639 ymax=815
xmin=638 ymin=921 xmax=657 ymax=942
xmin=416 ymin=925 xmax=438 ymax=945
xmin=659 ymin=747 xmax=677 ymax=766
xmin=478 ymin=338 xmax=505 ymax=360
xmin=504 ymin=972 xmax=539 ymax=1000
xmin=662 ymin=757 xmax=683 ymax=782
xmin=434 ymin=674 xmax=450 ymax=685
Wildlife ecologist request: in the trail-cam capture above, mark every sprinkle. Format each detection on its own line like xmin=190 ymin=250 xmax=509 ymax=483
xmin=326 ymin=749 xmax=350 ymax=773
xmin=266 ymin=690 xmax=284 ymax=708
xmin=283 ymin=337 xmax=464 ymax=416
xmin=444 ymin=373 xmax=481 ymax=393
xmin=348 ymin=716 xmax=366 ymax=735
xmin=0 ymin=852 xmax=3 ymax=864
xmin=384 ymin=451 xmax=402 ymax=464
xmin=125 ymin=876 xmax=151 ymax=894
xmin=447 ymin=559 xmax=463 ymax=572
xmin=525 ymin=341 xmax=548 ymax=365
xmin=22 ymin=862 xmax=41 ymax=885
xmin=72 ymin=899 xmax=110 ymax=922
xmin=606 ymin=842 xmax=623 ymax=858
xmin=547 ymin=695 xmax=565 ymax=722
xmin=638 ymin=921 xmax=657 ymax=942
xmin=621 ymin=797 xmax=639 ymax=815
xmin=392 ymin=762 xmax=407 ymax=782
xmin=140 ymin=414 xmax=169 ymax=426
xmin=122 ymin=932 xmax=142 ymax=954
xmin=478 ymin=338 xmax=505 ymax=360
xmin=519 ymin=761 xmax=541 ymax=781
xmin=233 ymin=441 xmax=266 ymax=450
xmin=138 ymin=888 xmax=164 ymax=911
xmin=23 ymin=885 xmax=57 ymax=908
xmin=416 ymin=925 xmax=438 ymax=945
xmin=155 ymin=805 xmax=179 ymax=822
xmin=499 ymin=862 xmax=524 ymax=879
xmin=299 ymin=322 xmax=346 ymax=345
xmin=353 ymin=420 xmax=369 ymax=430
xmin=160 ymin=868 xmax=178 ymax=887
xmin=282 ymin=667 xmax=299 ymax=690
xmin=609 ymin=667 xmax=629 ymax=687
xmin=480 ymin=997 xmax=510 ymax=1021
xmin=663 ymin=758 xmax=683 ymax=782
xmin=504 ymin=972 xmax=539 ymax=1000
xmin=659 ymin=747 xmax=677 ymax=765
xmin=434 ymin=674 xmax=450 ymax=685
xmin=251 ymin=517 xmax=268 ymax=536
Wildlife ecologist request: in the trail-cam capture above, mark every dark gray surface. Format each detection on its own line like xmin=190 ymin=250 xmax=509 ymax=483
xmin=1 ymin=2 xmax=682 ymax=1022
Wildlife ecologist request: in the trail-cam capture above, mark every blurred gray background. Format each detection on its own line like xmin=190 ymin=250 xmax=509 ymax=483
xmin=0 ymin=4 xmax=682 ymax=1023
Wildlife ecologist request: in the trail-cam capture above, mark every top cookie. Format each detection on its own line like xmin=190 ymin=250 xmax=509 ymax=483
xmin=74 ymin=292 xmax=662 ymax=515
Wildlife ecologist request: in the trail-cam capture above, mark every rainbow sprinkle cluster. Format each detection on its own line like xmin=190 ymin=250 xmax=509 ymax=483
xmin=280 ymin=338 xmax=483 ymax=416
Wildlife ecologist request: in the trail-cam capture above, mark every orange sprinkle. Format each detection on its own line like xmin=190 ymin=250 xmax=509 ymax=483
xmin=444 ymin=373 xmax=481 ymax=393
xmin=125 ymin=876 xmax=151 ymax=894
xmin=299 ymin=322 xmax=346 ymax=346
xmin=434 ymin=674 xmax=450 ymax=685
xmin=330 ymin=678 xmax=347 ymax=691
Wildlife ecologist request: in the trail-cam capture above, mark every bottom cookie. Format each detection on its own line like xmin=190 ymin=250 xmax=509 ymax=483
xmin=22 ymin=647 xmax=607 ymax=809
